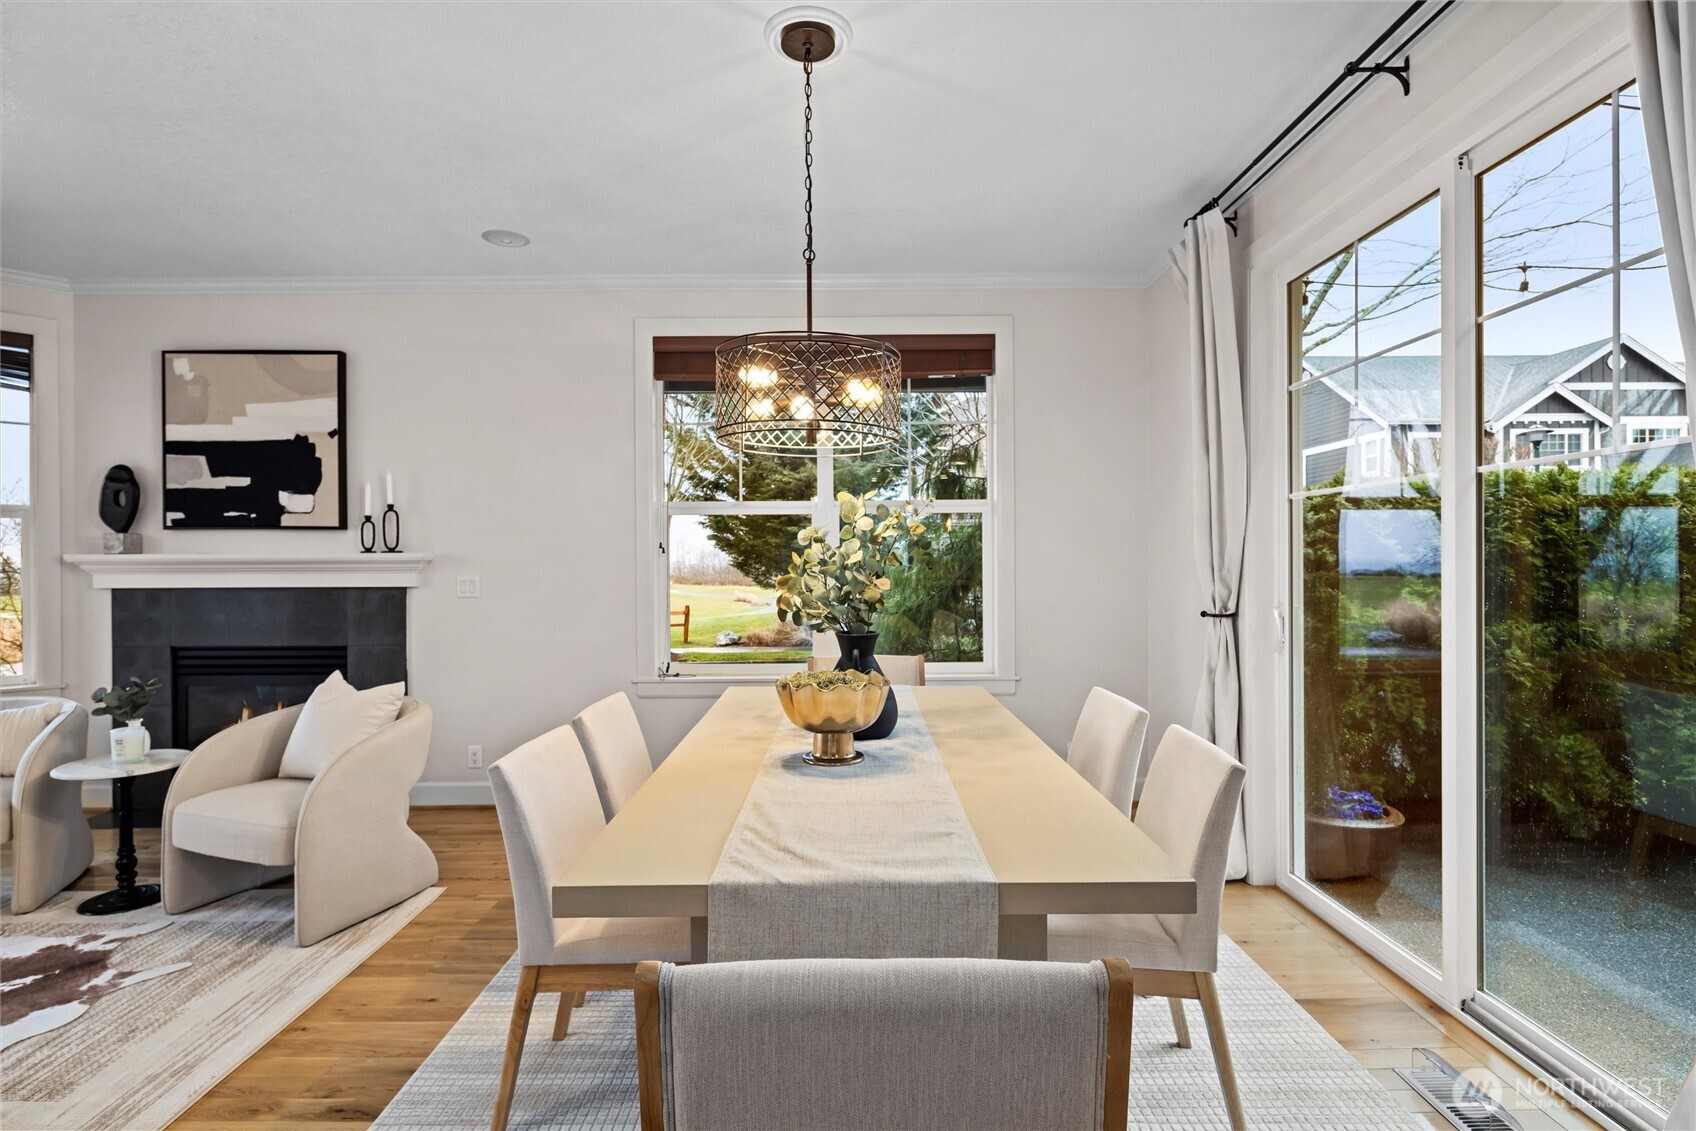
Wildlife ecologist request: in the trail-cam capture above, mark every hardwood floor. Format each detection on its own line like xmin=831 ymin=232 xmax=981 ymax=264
xmin=1224 ymin=883 xmax=1605 ymax=1131
xmin=58 ymin=809 xmax=1603 ymax=1129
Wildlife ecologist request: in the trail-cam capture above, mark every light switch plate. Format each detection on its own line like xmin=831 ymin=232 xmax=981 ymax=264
xmin=456 ymin=576 xmax=480 ymax=598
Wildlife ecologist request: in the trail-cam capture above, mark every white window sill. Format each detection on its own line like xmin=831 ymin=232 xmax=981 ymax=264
xmin=1 ymin=682 xmax=67 ymax=696
xmin=632 ymin=674 xmax=1020 ymax=699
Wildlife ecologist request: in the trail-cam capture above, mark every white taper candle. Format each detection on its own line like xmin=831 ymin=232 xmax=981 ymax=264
xmin=385 ymin=471 xmax=394 ymax=506
xmin=364 ymin=482 xmax=372 ymax=517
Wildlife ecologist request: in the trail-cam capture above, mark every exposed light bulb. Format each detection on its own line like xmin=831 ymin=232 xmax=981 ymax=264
xmin=749 ymin=397 xmax=776 ymax=419
xmin=844 ymin=377 xmax=883 ymax=409
xmin=790 ymin=394 xmax=815 ymax=421
xmin=740 ymin=365 xmax=778 ymax=389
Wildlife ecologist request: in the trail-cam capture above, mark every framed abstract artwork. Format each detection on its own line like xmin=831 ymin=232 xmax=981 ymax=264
xmin=161 ymin=350 xmax=347 ymax=528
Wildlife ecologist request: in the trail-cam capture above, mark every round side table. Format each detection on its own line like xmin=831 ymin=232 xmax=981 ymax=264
xmin=51 ymin=750 xmax=190 ymax=915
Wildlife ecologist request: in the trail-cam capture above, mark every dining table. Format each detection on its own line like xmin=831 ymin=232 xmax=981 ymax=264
xmin=551 ymin=684 xmax=1196 ymax=961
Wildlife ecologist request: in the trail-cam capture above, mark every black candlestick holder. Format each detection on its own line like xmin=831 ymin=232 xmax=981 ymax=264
xmin=360 ymin=514 xmax=377 ymax=553
xmin=381 ymin=504 xmax=402 ymax=552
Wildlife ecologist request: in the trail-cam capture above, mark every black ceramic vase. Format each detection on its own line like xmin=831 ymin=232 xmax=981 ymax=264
xmin=834 ymin=631 xmax=898 ymax=741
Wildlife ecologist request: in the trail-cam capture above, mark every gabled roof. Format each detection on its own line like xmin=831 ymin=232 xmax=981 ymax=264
xmin=1303 ymin=337 xmax=1684 ymax=430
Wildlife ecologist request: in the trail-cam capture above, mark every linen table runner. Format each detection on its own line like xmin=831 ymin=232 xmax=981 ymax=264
xmin=706 ymin=688 xmax=999 ymax=961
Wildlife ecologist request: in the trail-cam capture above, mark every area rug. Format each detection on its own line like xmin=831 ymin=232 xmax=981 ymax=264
xmin=372 ymin=936 xmax=1423 ymax=1130
xmin=1 ymin=882 xmax=441 ymax=1131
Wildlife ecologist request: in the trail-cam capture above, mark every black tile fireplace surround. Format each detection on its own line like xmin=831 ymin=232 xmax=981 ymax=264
xmin=110 ymin=588 xmax=406 ymax=825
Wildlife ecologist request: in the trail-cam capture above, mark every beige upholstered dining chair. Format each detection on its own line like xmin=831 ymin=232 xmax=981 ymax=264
xmin=806 ymin=654 xmax=926 ymax=685
xmin=634 ymin=956 xmax=1133 ymax=1131
xmin=571 ymin=691 xmax=652 ymax=820
xmin=161 ymin=698 xmax=437 ymax=946
xmin=489 ymin=724 xmax=690 ymax=1131
xmin=1065 ymin=687 xmax=1151 ymax=816
xmin=0 ymin=697 xmax=93 ymax=913
xmin=1049 ymin=725 xmax=1248 ymax=1130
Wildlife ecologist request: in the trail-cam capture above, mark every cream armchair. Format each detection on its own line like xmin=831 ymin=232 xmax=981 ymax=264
xmin=161 ymin=697 xmax=437 ymax=946
xmin=2 ymin=697 xmax=94 ymax=913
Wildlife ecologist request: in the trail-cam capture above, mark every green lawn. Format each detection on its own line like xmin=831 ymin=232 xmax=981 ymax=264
xmin=1339 ymin=574 xmax=1439 ymax=648
xmin=668 ymin=583 xmax=808 ymax=662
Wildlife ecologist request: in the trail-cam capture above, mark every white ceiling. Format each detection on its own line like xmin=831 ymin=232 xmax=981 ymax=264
xmin=0 ymin=1 xmax=1398 ymax=290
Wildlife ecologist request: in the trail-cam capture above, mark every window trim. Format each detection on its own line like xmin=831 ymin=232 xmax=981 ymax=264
xmin=631 ymin=316 xmax=1017 ymax=698
xmin=0 ymin=310 xmax=64 ymax=692
xmin=1357 ymin=432 xmax=1385 ymax=479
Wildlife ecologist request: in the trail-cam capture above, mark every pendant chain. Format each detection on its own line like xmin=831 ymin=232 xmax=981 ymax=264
xmin=802 ymin=49 xmax=815 ymax=268
xmin=801 ymin=43 xmax=816 ymax=331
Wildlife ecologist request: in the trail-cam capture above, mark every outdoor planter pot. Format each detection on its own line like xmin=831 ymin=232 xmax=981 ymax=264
xmin=1305 ymin=806 xmax=1405 ymax=883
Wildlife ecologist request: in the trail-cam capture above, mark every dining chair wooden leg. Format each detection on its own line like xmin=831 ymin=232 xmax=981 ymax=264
xmin=1196 ymin=971 xmax=1245 ymax=1131
xmin=1167 ymin=996 xmax=1192 ymax=1048
xmin=634 ymin=962 xmax=666 ymax=1131
xmin=491 ymin=965 xmax=541 ymax=1131
xmin=575 ymin=990 xmax=587 ymax=1006
xmin=552 ymin=991 xmax=574 ymax=1040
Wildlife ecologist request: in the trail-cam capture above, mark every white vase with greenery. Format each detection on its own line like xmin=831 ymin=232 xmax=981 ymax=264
xmin=92 ymin=677 xmax=160 ymax=764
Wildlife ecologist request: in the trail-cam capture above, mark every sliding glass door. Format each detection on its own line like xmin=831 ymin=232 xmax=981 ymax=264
xmin=1474 ymin=84 xmax=1695 ymax=1116
xmin=1285 ymin=74 xmax=1695 ymax=1124
xmin=1290 ymin=194 xmax=1444 ymax=971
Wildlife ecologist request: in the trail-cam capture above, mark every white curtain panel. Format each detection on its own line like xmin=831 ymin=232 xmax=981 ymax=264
xmin=1176 ymin=207 xmax=1249 ymax=882
xmin=1632 ymin=2 xmax=1696 ymax=364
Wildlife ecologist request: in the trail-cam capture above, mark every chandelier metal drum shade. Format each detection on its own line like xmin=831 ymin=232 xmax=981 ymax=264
xmin=714 ymin=8 xmax=902 ymax=456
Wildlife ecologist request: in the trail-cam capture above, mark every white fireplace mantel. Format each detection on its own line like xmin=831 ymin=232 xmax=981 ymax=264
xmin=64 ymin=552 xmax=434 ymax=589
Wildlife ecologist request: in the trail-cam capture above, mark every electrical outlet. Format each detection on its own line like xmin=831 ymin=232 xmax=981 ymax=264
xmin=456 ymin=576 xmax=481 ymax=598
xmin=467 ymin=745 xmax=483 ymax=769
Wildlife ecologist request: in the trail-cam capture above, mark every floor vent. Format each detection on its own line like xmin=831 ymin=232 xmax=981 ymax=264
xmin=1397 ymin=1048 xmax=1525 ymax=1131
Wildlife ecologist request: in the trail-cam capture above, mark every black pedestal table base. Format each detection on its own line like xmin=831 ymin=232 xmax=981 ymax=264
xmin=78 ymin=775 xmax=159 ymax=916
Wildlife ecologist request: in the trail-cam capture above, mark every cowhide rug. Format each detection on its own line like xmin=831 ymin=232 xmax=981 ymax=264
xmin=0 ymin=920 xmax=190 ymax=1049
xmin=0 ymin=879 xmax=441 ymax=1131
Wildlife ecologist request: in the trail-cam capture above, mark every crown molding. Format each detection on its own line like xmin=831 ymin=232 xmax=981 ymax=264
xmin=7 ymin=269 xmax=1156 ymax=296
xmin=1 ymin=269 xmax=74 ymax=293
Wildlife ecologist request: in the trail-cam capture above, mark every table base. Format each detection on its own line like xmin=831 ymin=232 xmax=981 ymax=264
xmin=77 ymin=883 xmax=161 ymax=916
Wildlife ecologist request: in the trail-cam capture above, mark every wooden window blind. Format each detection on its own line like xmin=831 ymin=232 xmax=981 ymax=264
xmin=0 ymin=331 xmax=32 ymax=393
xmin=654 ymin=334 xmax=994 ymax=385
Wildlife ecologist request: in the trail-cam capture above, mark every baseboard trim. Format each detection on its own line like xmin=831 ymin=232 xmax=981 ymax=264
xmin=85 ymin=780 xmax=490 ymax=808
xmin=409 ymin=781 xmax=494 ymax=807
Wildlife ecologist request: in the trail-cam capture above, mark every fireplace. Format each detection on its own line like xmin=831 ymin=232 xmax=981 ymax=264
xmin=110 ymin=587 xmax=407 ymax=824
xmin=173 ymin=646 xmax=348 ymax=751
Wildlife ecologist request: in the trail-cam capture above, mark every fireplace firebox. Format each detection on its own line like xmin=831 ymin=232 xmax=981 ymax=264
xmin=172 ymin=646 xmax=348 ymax=751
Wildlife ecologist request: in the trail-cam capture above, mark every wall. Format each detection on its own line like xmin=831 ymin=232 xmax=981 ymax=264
xmin=1138 ymin=267 xmax=1203 ymax=751
xmin=24 ymin=283 xmax=1149 ymax=791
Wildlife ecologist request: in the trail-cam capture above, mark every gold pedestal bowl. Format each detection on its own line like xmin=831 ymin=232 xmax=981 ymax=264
xmin=775 ymin=670 xmax=891 ymax=766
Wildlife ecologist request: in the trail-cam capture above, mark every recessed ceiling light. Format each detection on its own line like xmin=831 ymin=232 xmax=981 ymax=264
xmin=482 ymin=229 xmax=530 ymax=247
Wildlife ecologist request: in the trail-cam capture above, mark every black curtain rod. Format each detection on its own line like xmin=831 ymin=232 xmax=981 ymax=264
xmin=1186 ymin=0 xmax=1457 ymax=231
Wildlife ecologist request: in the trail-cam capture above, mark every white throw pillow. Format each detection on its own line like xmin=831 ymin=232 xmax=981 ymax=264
xmin=0 ymin=702 xmax=62 ymax=776
xmin=278 ymin=672 xmax=405 ymax=779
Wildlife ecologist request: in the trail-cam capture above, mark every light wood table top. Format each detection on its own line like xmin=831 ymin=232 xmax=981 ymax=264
xmin=552 ymin=687 xmax=1196 ymax=939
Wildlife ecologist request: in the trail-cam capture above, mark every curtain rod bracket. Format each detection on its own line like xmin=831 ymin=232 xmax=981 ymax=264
xmin=1343 ymin=56 xmax=1412 ymax=96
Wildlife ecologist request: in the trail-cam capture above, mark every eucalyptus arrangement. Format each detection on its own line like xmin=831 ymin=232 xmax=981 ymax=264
xmin=91 ymin=676 xmax=161 ymax=727
xmin=774 ymin=491 xmax=927 ymax=634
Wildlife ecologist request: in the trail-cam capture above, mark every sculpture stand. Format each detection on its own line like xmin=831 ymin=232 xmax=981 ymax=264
xmin=102 ymin=532 xmax=144 ymax=554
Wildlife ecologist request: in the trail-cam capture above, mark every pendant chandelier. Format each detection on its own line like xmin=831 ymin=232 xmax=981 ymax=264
xmin=714 ymin=8 xmax=902 ymax=456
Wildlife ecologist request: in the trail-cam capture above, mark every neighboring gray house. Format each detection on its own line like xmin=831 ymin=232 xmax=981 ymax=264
xmin=1300 ymin=336 xmax=1688 ymax=486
